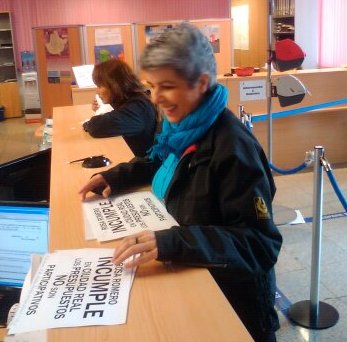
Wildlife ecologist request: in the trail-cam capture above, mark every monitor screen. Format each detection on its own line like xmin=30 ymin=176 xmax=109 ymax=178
xmin=0 ymin=148 xmax=51 ymax=202
xmin=0 ymin=201 xmax=49 ymax=288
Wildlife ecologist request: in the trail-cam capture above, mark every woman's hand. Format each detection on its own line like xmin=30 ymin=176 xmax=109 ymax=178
xmin=79 ymin=174 xmax=111 ymax=200
xmin=113 ymin=230 xmax=158 ymax=269
xmin=92 ymin=99 xmax=99 ymax=112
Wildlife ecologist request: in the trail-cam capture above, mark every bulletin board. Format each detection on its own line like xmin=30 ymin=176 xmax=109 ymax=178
xmin=33 ymin=25 xmax=85 ymax=118
xmin=84 ymin=24 xmax=135 ymax=69
xmin=190 ymin=19 xmax=233 ymax=75
xmin=135 ymin=19 xmax=232 ymax=76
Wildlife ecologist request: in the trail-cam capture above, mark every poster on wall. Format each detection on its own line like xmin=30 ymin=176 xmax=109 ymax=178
xmin=232 ymin=5 xmax=249 ymax=50
xmin=94 ymin=28 xmax=124 ymax=63
xmin=200 ymin=25 xmax=221 ymax=54
xmin=94 ymin=45 xmax=124 ymax=63
xmin=44 ymin=28 xmax=72 ymax=83
xmin=144 ymin=24 xmax=175 ymax=44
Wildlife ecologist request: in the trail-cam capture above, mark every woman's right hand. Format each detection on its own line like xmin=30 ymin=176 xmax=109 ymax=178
xmin=92 ymin=99 xmax=99 ymax=112
xmin=79 ymin=174 xmax=111 ymax=200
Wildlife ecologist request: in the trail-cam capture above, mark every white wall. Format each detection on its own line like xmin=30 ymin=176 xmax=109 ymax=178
xmin=295 ymin=0 xmax=319 ymax=69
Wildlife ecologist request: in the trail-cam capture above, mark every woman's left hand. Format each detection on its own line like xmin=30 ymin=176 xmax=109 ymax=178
xmin=92 ymin=99 xmax=99 ymax=112
xmin=112 ymin=230 xmax=158 ymax=269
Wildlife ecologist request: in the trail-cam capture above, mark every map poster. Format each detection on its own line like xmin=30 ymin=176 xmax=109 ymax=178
xmin=44 ymin=28 xmax=72 ymax=83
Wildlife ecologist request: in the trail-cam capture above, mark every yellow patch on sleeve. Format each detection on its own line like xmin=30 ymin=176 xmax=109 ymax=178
xmin=254 ymin=197 xmax=271 ymax=219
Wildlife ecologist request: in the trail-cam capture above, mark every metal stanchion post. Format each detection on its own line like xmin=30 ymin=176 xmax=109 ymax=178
xmin=266 ymin=0 xmax=274 ymax=163
xmin=266 ymin=0 xmax=297 ymax=225
xmin=288 ymin=146 xmax=339 ymax=329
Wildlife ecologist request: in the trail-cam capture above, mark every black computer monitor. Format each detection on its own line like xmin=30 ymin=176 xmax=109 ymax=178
xmin=0 ymin=148 xmax=51 ymax=203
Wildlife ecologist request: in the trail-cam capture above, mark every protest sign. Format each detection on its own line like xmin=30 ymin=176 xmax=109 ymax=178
xmin=83 ymin=191 xmax=178 ymax=242
xmin=8 ymin=249 xmax=135 ymax=334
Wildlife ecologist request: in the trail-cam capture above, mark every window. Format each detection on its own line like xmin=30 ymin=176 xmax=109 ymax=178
xmin=320 ymin=0 xmax=347 ymax=67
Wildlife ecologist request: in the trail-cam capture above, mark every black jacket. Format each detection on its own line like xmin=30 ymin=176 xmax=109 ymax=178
xmin=83 ymin=96 xmax=157 ymax=157
xmin=100 ymin=109 xmax=282 ymax=340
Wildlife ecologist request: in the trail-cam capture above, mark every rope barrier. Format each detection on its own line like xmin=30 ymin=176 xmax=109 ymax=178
xmin=239 ymin=102 xmax=347 ymax=210
xmin=252 ymin=98 xmax=347 ymax=123
xmin=269 ymin=161 xmax=308 ymax=175
xmin=321 ymin=156 xmax=347 ymax=212
xmin=239 ymin=107 xmax=314 ymax=175
xmin=268 ymin=151 xmax=315 ymax=175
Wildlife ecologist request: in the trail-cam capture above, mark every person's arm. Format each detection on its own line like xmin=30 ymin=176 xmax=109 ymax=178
xmin=154 ymin=144 xmax=282 ymax=278
xmin=79 ymin=174 xmax=111 ymax=200
xmin=83 ymin=98 xmax=155 ymax=138
xmin=79 ymin=156 xmax=160 ymax=200
xmin=91 ymin=98 xmax=99 ymax=112
xmin=111 ymin=114 xmax=282 ymax=275
xmin=112 ymin=147 xmax=281 ymax=276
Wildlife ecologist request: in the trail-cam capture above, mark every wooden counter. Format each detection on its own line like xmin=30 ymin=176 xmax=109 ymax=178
xmin=71 ymin=86 xmax=96 ymax=106
xmin=72 ymin=67 xmax=347 ymax=113
xmin=3 ymin=104 xmax=251 ymax=342
xmin=0 ymin=82 xmax=22 ymax=118
xmin=219 ymin=68 xmax=347 ymax=168
xmin=218 ymin=67 xmax=347 ymax=114
xmin=69 ymin=68 xmax=347 ymax=168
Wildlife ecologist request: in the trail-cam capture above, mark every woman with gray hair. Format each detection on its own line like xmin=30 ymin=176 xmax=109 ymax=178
xmin=140 ymin=22 xmax=217 ymax=89
xmin=80 ymin=22 xmax=282 ymax=341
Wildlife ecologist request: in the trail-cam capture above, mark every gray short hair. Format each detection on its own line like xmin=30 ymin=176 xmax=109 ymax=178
xmin=140 ymin=22 xmax=217 ymax=89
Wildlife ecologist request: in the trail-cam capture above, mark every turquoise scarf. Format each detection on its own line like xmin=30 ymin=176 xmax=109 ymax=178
xmin=150 ymin=83 xmax=228 ymax=201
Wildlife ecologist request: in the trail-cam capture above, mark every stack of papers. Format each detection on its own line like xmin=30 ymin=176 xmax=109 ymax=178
xmin=83 ymin=191 xmax=178 ymax=242
xmin=7 ymin=248 xmax=136 ymax=335
xmin=72 ymin=65 xmax=96 ymax=88
xmin=94 ymin=94 xmax=114 ymax=115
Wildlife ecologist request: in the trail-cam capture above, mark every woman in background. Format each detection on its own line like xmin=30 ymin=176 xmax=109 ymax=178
xmin=82 ymin=59 xmax=158 ymax=157
xmin=80 ymin=23 xmax=282 ymax=341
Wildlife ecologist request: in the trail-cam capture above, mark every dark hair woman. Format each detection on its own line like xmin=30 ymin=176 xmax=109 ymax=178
xmin=83 ymin=59 xmax=158 ymax=157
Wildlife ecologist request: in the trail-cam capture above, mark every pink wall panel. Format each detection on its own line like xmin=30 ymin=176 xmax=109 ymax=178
xmin=0 ymin=0 xmax=230 ymax=69
xmin=0 ymin=0 xmax=12 ymax=12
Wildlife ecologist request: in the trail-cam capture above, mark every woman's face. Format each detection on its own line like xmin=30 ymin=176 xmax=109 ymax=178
xmin=143 ymin=68 xmax=209 ymax=123
xmin=96 ymin=84 xmax=112 ymax=104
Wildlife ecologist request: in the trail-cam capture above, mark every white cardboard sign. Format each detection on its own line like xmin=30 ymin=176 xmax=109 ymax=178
xmin=239 ymin=80 xmax=266 ymax=101
xmin=8 ymin=249 xmax=135 ymax=334
xmin=83 ymin=191 xmax=178 ymax=242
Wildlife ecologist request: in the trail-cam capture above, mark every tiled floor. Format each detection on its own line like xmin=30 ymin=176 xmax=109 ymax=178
xmin=274 ymin=166 xmax=347 ymax=341
xmin=0 ymin=117 xmax=41 ymax=165
xmin=1 ymin=117 xmax=347 ymax=341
